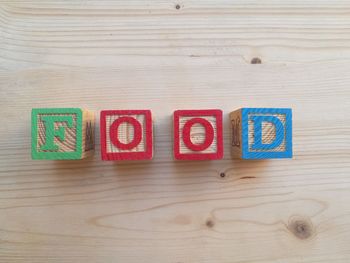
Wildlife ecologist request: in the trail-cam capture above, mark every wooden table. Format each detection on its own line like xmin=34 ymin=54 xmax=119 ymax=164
xmin=1 ymin=1 xmax=350 ymax=262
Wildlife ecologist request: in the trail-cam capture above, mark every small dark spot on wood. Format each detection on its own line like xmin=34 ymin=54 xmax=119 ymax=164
xmin=251 ymin=57 xmax=262 ymax=64
xmin=288 ymin=217 xmax=314 ymax=240
xmin=206 ymin=219 xmax=215 ymax=228
xmin=240 ymin=176 xmax=256 ymax=180
xmin=220 ymin=172 xmax=226 ymax=178
xmin=175 ymin=4 xmax=181 ymax=10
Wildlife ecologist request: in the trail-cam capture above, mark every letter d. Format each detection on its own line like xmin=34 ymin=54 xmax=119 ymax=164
xmin=250 ymin=115 xmax=284 ymax=150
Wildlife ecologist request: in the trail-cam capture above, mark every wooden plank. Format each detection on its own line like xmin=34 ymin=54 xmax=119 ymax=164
xmin=0 ymin=1 xmax=350 ymax=262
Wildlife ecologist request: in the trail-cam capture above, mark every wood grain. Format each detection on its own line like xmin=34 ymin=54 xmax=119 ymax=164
xmin=0 ymin=1 xmax=350 ymax=262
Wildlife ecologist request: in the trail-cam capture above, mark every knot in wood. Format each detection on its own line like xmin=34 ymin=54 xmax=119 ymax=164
xmin=251 ymin=57 xmax=262 ymax=64
xmin=206 ymin=218 xmax=215 ymax=228
xmin=288 ymin=217 xmax=314 ymax=240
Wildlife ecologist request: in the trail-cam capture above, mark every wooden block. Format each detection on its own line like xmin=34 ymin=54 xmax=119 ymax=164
xmin=31 ymin=108 xmax=95 ymax=160
xmin=230 ymin=108 xmax=292 ymax=159
xmin=100 ymin=110 xmax=153 ymax=161
xmin=173 ymin=109 xmax=223 ymax=160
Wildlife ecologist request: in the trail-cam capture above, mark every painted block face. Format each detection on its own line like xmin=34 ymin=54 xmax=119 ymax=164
xmin=230 ymin=108 xmax=292 ymax=159
xmin=100 ymin=110 xmax=153 ymax=161
xmin=173 ymin=109 xmax=223 ymax=160
xmin=31 ymin=108 xmax=95 ymax=160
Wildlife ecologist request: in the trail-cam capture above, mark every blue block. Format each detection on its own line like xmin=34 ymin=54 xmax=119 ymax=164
xmin=234 ymin=108 xmax=293 ymax=159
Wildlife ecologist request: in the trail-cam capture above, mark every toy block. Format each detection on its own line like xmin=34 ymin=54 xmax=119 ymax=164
xmin=173 ymin=109 xmax=223 ymax=160
xmin=100 ymin=110 xmax=153 ymax=161
xmin=230 ymin=108 xmax=292 ymax=159
xmin=31 ymin=108 xmax=95 ymax=160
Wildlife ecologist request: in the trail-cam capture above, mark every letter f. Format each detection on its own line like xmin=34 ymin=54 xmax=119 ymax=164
xmin=40 ymin=115 xmax=74 ymax=151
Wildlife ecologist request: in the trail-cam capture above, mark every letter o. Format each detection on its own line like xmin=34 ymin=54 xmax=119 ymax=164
xmin=110 ymin=116 xmax=142 ymax=150
xmin=182 ymin=117 xmax=214 ymax=151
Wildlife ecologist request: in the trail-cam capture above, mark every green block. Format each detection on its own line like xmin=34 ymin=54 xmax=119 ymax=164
xmin=31 ymin=108 xmax=83 ymax=160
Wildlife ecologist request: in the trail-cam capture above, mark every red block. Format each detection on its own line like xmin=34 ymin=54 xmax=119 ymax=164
xmin=173 ymin=109 xmax=223 ymax=160
xmin=100 ymin=110 xmax=153 ymax=161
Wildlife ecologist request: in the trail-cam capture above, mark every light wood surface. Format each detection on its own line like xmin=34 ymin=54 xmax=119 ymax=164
xmin=1 ymin=1 xmax=350 ymax=262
